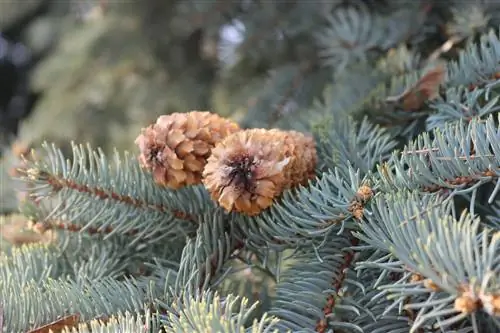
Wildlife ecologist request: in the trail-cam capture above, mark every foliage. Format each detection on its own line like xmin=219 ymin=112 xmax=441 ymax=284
xmin=2 ymin=0 xmax=500 ymax=332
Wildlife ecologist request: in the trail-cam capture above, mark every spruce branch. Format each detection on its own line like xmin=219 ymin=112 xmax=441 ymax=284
xmin=29 ymin=218 xmax=143 ymax=237
xmin=385 ymin=64 xmax=445 ymax=112
xmin=377 ymin=114 xmax=500 ymax=200
xmin=446 ymin=26 xmax=500 ymax=89
xmin=27 ymin=313 xmax=81 ymax=333
xmin=6 ymin=204 xmax=187 ymax=282
xmin=312 ymin=66 xmax=436 ymax=131
xmin=287 ymin=63 xmax=390 ymax=130
xmin=59 ymin=309 xmax=161 ymax=333
xmin=158 ymin=291 xmax=279 ymax=333
xmin=15 ymin=142 xmax=206 ymax=244
xmin=0 ymin=239 xmax=148 ymax=305
xmin=325 ymin=64 xmax=388 ymax=119
xmin=355 ymin=65 xmax=444 ymax=124
xmin=237 ymin=166 xmax=366 ymax=248
xmin=173 ymin=210 xmax=243 ymax=297
xmin=351 ymin=293 xmax=414 ymax=333
xmin=241 ymin=62 xmax=324 ymax=128
xmin=341 ymin=256 xmax=415 ymax=332
xmin=315 ymin=3 xmax=424 ymax=74
xmin=2 ymin=275 xmax=155 ymax=333
xmin=217 ymin=246 xmax=295 ymax=319
xmin=427 ymin=86 xmax=500 ymax=131
xmin=446 ymin=1 xmax=500 ymax=39
xmin=162 ymin=290 xmax=280 ymax=332
xmin=57 ymin=231 xmax=172 ymax=282
xmin=356 ymin=191 xmax=500 ymax=332
xmin=232 ymin=1 xmax=329 ymax=63
xmin=313 ymin=115 xmax=399 ymax=176
xmin=268 ymin=61 xmax=315 ymax=127
xmin=0 ymin=244 xmax=65 ymax=288
xmin=377 ymin=45 xmax=422 ymax=77
xmin=267 ymin=234 xmax=361 ymax=333
xmin=316 ymin=4 xmax=382 ymax=72
xmin=315 ymin=234 xmax=360 ymax=333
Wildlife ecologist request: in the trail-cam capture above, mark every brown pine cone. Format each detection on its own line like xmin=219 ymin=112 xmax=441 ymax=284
xmin=135 ymin=111 xmax=240 ymax=189
xmin=202 ymin=128 xmax=317 ymax=216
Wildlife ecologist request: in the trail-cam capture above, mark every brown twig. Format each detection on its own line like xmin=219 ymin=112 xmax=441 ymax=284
xmin=32 ymin=220 xmax=139 ymax=237
xmin=21 ymin=168 xmax=198 ymax=225
xmin=402 ymin=147 xmax=494 ymax=160
xmin=0 ymin=215 xmax=56 ymax=246
xmin=420 ymin=168 xmax=498 ymax=193
xmin=268 ymin=61 xmax=315 ymax=126
xmin=316 ymin=235 xmax=360 ymax=333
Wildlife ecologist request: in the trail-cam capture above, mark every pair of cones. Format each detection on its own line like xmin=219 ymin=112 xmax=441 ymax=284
xmin=135 ymin=111 xmax=317 ymax=216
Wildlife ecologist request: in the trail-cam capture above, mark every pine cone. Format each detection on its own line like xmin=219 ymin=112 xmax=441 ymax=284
xmin=202 ymin=128 xmax=317 ymax=216
xmin=135 ymin=111 xmax=240 ymax=189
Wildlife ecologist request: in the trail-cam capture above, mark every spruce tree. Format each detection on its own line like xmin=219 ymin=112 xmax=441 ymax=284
xmin=1 ymin=0 xmax=500 ymax=332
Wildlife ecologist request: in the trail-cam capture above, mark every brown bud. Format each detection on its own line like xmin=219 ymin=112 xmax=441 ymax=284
xmin=423 ymin=279 xmax=440 ymax=291
xmin=135 ymin=111 xmax=240 ymax=189
xmin=356 ymin=185 xmax=373 ymax=202
xmin=409 ymin=273 xmax=424 ymax=283
xmin=348 ymin=201 xmax=365 ymax=220
xmin=454 ymin=291 xmax=479 ymax=314
xmin=202 ymin=128 xmax=317 ymax=216
xmin=481 ymin=293 xmax=500 ymax=316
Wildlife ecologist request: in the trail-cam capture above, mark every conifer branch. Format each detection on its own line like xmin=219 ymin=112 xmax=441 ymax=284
xmin=31 ymin=218 xmax=142 ymax=237
xmin=58 ymin=310 xmax=160 ymax=333
xmin=14 ymin=142 xmax=208 ymax=243
xmin=164 ymin=290 xmax=280 ymax=332
xmin=446 ymin=1 xmax=496 ymax=39
xmin=347 ymin=274 xmax=415 ymax=332
xmin=236 ymin=166 xmax=364 ymax=248
xmin=357 ymin=191 xmax=500 ymax=332
xmin=4 ymin=3 xmax=500 ymax=332
xmin=18 ymin=149 xmax=198 ymax=225
xmin=268 ymin=234 xmax=362 ymax=332
xmin=1 ymin=273 xmax=156 ymax=333
xmin=268 ymin=61 xmax=315 ymax=126
xmin=446 ymin=26 xmax=500 ymax=89
xmin=237 ymin=115 xmax=386 ymax=248
xmin=427 ymin=86 xmax=500 ymax=131
xmin=314 ymin=115 xmax=399 ymax=175
xmin=173 ymin=211 xmax=241 ymax=296
xmin=198 ymin=237 xmax=245 ymax=292
xmin=23 ymin=168 xmax=198 ymax=225
xmin=242 ymin=61 xmax=324 ymax=128
xmin=377 ymin=114 xmax=500 ymax=199
xmin=236 ymin=9 xmax=282 ymax=56
xmin=316 ymin=234 xmax=360 ymax=333
xmin=316 ymin=3 xmax=425 ymax=73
